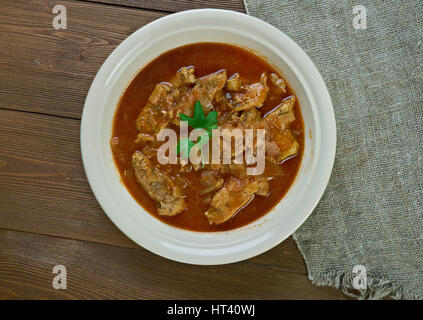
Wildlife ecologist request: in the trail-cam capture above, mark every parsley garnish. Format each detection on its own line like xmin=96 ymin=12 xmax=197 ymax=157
xmin=176 ymin=101 xmax=218 ymax=165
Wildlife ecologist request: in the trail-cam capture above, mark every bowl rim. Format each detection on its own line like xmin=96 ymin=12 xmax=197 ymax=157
xmin=81 ymin=8 xmax=336 ymax=265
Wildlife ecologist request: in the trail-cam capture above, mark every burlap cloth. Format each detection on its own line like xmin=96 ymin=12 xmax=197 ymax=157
xmin=244 ymin=0 xmax=423 ymax=299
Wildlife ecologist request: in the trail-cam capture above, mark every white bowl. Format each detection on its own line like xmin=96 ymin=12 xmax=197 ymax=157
xmin=81 ymin=9 xmax=336 ymax=265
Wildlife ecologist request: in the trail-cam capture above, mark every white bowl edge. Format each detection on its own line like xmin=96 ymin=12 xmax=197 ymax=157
xmin=81 ymin=9 xmax=337 ymax=265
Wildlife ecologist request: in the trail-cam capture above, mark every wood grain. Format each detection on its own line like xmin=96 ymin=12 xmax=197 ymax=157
xmin=0 ymin=108 xmax=307 ymax=272
xmin=0 ymin=109 xmax=137 ymax=248
xmin=0 ymin=0 xmax=243 ymax=119
xmin=0 ymin=0 xmax=164 ymax=118
xmin=0 ymin=229 xmax=347 ymax=299
xmin=0 ymin=0 xmax=347 ymax=299
xmin=81 ymin=0 xmax=246 ymax=13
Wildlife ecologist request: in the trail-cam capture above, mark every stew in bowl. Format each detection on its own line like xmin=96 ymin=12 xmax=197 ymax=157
xmin=81 ymin=9 xmax=336 ymax=264
xmin=111 ymin=43 xmax=304 ymax=232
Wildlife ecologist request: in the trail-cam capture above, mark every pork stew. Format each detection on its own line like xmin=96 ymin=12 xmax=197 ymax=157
xmin=111 ymin=43 xmax=304 ymax=232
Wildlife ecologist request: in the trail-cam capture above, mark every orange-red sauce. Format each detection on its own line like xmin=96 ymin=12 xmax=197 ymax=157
xmin=111 ymin=43 xmax=304 ymax=232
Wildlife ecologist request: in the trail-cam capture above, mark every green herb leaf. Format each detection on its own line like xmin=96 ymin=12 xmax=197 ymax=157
xmin=206 ymin=123 xmax=218 ymax=135
xmin=179 ymin=101 xmax=217 ymax=129
xmin=205 ymin=110 xmax=218 ymax=128
xmin=176 ymin=100 xmax=218 ymax=165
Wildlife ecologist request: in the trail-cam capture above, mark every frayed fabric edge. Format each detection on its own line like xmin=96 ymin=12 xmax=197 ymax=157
xmin=309 ymin=271 xmax=411 ymax=300
xmin=242 ymin=0 xmax=422 ymax=300
xmin=293 ymin=234 xmax=422 ymax=300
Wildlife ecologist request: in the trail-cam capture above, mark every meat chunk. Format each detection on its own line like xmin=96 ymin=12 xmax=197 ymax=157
xmin=239 ymin=108 xmax=273 ymax=160
xmin=132 ymin=152 xmax=186 ymax=216
xmin=192 ymin=70 xmax=227 ymax=113
xmin=171 ymin=67 xmax=196 ymax=87
xmin=238 ymin=98 xmax=298 ymax=162
xmin=172 ymin=88 xmax=196 ymax=124
xmin=225 ymin=176 xmax=248 ymax=192
xmin=219 ymin=163 xmax=248 ymax=179
xmin=226 ymin=73 xmax=242 ymax=91
xmin=175 ymin=69 xmax=227 ymax=119
xmin=136 ymin=67 xmax=198 ymax=141
xmin=270 ymin=129 xmax=299 ymax=161
xmin=205 ymin=180 xmax=259 ymax=225
xmin=265 ymin=96 xmax=296 ymax=130
xmin=225 ymin=176 xmax=269 ymax=197
xmin=265 ymin=140 xmax=281 ymax=157
xmin=265 ymin=96 xmax=299 ymax=162
xmin=269 ymin=73 xmax=287 ymax=95
xmin=239 ymin=107 xmax=268 ymax=130
xmin=233 ymin=73 xmax=269 ymax=111
xmin=137 ymin=68 xmax=227 ymax=135
xmin=135 ymin=82 xmax=176 ymax=141
xmin=199 ymin=170 xmax=224 ymax=195
xmin=255 ymin=179 xmax=270 ymax=197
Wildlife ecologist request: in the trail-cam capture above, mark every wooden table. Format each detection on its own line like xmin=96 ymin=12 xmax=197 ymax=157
xmin=0 ymin=0 xmax=347 ymax=299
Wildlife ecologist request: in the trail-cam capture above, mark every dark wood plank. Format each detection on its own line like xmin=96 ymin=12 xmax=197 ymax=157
xmin=0 ymin=0 xmax=164 ymax=118
xmin=81 ymin=0 xmax=246 ymax=13
xmin=0 ymin=109 xmax=137 ymax=248
xmin=0 ymin=229 xmax=347 ymax=299
xmin=0 ymin=108 xmax=309 ymax=273
xmin=0 ymin=0 xmax=244 ymax=119
xmin=0 ymin=0 xmax=347 ymax=299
